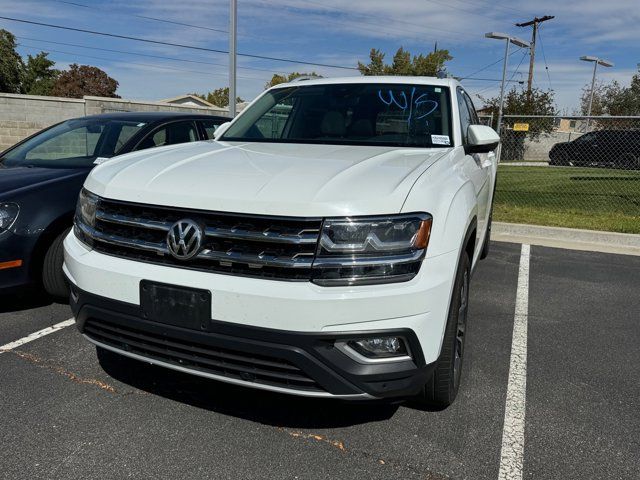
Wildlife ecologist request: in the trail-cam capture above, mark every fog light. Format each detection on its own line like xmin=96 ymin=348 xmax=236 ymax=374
xmin=347 ymin=336 xmax=409 ymax=359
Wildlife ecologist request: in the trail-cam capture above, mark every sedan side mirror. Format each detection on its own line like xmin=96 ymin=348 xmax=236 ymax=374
xmin=465 ymin=125 xmax=500 ymax=154
xmin=214 ymin=121 xmax=232 ymax=140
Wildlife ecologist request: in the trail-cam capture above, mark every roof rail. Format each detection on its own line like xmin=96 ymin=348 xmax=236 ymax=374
xmin=289 ymin=76 xmax=321 ymax=83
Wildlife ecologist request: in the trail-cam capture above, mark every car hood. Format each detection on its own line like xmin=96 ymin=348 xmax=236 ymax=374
xmin=0 ymin=164 xmax=89 ymax=200
xmin=86 ymin=141 xmax=451 ymax=216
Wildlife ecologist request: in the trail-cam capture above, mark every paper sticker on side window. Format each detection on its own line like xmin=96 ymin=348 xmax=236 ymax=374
xmin=431 ymin=135 xmax=450 ymax=145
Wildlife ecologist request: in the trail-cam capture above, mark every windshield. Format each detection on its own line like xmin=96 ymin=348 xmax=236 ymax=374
xmin=221 ymin=83 xmax=453 ymax=148
xmin=0 ymin=118 xmax=147 ymax=168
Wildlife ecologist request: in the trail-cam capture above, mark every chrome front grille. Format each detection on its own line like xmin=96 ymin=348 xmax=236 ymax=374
xmin=85 ymin=199 xmax=323 ymax=280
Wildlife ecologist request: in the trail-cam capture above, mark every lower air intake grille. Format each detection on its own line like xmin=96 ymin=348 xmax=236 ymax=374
xmin=85 ymin=318 xmax=324 ymax=392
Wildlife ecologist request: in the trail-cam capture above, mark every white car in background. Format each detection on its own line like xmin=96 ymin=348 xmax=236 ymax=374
xmin=64 ymin=76 xmax=499 ymax=408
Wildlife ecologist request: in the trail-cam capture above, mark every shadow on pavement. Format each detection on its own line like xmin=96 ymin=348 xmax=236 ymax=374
xmin=97 ymin=347 xmax=400 ymax=428
xmin=0 ymin=290 xmax=62 ymax=314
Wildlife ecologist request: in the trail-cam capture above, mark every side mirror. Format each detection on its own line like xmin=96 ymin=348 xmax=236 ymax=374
xmin=465 ymin=125 xmax=500 ymax=154
xmin=214 ymin=121 xmax=232 ymax=140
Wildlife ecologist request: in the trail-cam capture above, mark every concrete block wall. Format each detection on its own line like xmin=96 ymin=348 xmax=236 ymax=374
xmin=0 ymin=93 xmax=230 ymax=152
xmin=0 ymin=94 xmax=85 ymax=151
xmin=84 ymin=97 xmax=228 ymax=117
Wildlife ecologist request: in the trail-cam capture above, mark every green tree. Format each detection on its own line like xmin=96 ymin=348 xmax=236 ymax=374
xmin=480 ymin=87 xmax=557 ymax=161
xmin=51 ymin=64 xmax=119 ymax=98
xmin=480 ymin=86 xmax=557 ymax=137
xmin=0 ymin=29 xmax=23 ymax=93
xmin=195 ymin=87 xmax=244 ymax=108
xmin=357 ymin=47 xmax=452 ymax=77
xmin=265 ymin=72 xmax=321 ymax=89
xmin=580 ymin=73 xmax=640 ymax=116
xmin=22 ymin=52 xmax=60 ymax=96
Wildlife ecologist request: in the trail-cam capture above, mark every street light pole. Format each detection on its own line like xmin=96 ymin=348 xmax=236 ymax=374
xmin=497 ymin=38 xmax=510 ymax=140
xmin=485 ymin=33 xmax=531 ymax=147
xmin=228 ymin=0 xmax=237 ymax=118
xmin=579 ymin=56 xmax=614 ymax=130
xmin=586 ymin=60 xmax=598 ymax=119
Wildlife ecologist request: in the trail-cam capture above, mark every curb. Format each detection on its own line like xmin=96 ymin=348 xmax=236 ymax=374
xmin=492 ymin=222 xmax=640 ymax=256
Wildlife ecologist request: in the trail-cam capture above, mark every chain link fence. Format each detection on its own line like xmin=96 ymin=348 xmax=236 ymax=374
xmin=494 ymin=115 xmax=640 ymax=233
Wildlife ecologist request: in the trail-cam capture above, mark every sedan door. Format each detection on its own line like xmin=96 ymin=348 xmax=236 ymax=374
xmin=197 ymin=118 xmax=228 ymax=140
xmin=133 ymin=120 xmax=200 ymax=151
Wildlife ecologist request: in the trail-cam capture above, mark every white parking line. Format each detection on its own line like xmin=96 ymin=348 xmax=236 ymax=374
xmin=0 ymin=318 xmax=76 ymax=354
xmin=498 ymin=243 xmax=530 ymax=480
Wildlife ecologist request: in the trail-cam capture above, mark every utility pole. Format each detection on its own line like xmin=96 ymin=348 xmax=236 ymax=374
xmin=228 ymin=0 xmax=237 ymax=118
xmin=516 ymin=15 xmax=554 ymax=95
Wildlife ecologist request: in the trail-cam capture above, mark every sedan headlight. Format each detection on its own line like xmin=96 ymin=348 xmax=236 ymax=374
xmin=74 ymin=188 xmax=99 ymax=248
xmin=311 ymin=213 xmax=432 ymax=286
xmin=0 ymin=203 xmax=20 ymax=231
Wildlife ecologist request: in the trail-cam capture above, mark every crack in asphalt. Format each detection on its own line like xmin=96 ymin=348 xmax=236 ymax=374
xmin=278 ymin=427 xmax=452 ymax=479
xmin=10 ymin=350 xmax=120 ymax=394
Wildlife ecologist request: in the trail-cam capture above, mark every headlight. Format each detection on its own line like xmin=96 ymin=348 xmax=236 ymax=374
xmin=76 ymin=188 xmax=98 ymax=227
xmin=74 ymin=188 xmax=99 ymax=248
xmin=311 ymin=213 xmax=432 ymax=286
xmin=0 ymin=203 xmax=19 ymax=231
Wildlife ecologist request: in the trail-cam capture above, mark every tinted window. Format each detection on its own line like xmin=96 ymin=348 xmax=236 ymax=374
xmin=0 ymin=119 xmax=146 ymax=168
xmin=463 ymin=92 xmax=480 ymax=125
xmin=199 ymin=119 xmax=226 ymax=140
xmin=575 ymin=132 xmax=596 ymax=143
xmin=457 ymin=89 xmax=473 ymax=145
xmin=222 ymin=83 xmax=453 ymax=148
xmin=136 ymin=121 xmax=198 ymax=150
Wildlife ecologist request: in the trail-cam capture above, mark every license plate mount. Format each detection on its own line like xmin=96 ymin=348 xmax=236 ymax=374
xmin=140 ymin=280 xmax=211 ymax=331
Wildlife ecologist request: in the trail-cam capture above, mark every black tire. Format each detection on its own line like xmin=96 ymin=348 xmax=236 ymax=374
xmin=556 ymin=152 xmax=571 ymax=166
xmin=618 ymin=153 xmax=639 ymax=170
xmin=42 ymin=228 xmax=70 ymax=300
xmin=480 ymin=210 xmax=492 ymax=260
xmin=415 ymin=252 xmax=471 ymax=409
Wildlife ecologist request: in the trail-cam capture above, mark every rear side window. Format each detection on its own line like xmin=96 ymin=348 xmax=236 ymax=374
xmin=199 ymin=119 xmax=226 ymax=140
xmin=457 ymin=89 xmax=473 ymax=145
xmin=24 ymin=125 xmax=104 ymax=161
xmin=114 ymin=124 xmax=143 ymax=152
xmin=136 ymin=121 xmax=198 ymax=151
xmin=463 ymin=92 xmax=480 ymax=125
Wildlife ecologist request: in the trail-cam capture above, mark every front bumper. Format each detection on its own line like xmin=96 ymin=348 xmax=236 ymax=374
xmin=64 ymin=231 xmax=459 ymax=399
xmin=71 ymin=286 xmax=435 ymax=399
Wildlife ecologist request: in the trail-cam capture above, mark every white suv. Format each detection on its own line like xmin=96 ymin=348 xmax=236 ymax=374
xmin=64 ymin=77 xmax=499 ymax=408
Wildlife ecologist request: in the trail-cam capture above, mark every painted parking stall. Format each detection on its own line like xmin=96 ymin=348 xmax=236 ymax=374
xmin=0 ymin=242 xmax=638 ymax=479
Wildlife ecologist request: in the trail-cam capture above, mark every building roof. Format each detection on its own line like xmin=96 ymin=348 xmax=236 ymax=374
xmin=160 ymin=94 xmax=217 ymax=108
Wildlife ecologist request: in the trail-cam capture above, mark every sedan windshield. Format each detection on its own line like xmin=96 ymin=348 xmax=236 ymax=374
xmin=0 ymin=118 xmax=146 ymax=168
xmin=221 ymin=83 xmax=453 ymax=148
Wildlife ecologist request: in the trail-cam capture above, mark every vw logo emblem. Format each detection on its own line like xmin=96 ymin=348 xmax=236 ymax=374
xmin=167 ymin=219 xmax=203 ymax=260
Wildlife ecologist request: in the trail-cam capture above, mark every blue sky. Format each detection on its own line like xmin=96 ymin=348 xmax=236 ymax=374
xmin=2 ymin=0 xmax=638 ymax=112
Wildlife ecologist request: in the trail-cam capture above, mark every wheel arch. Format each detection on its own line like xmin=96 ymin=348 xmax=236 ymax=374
xmin=29 ymin=211 xmax=74 ymax=281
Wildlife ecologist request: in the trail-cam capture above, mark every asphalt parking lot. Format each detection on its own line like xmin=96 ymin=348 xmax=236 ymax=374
xmin=1 ymin=242 xmax=638 ymax=480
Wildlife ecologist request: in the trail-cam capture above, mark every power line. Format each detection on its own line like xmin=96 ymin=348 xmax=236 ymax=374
xmin=0 ymin=15 xmax=359 ymax=70
xmin=16 ymin=36 xmax=291 ymax=75
xmin=459 ymin=47 xmax=524 ymax=80
xmin=423 ymin=0 xmax=502 ymax=21
xmin=515 ymin=15 xmax=555 ymax=94
xmin=537 ymin=25 xmax=553 ymax=90
xmin=463 ymin=77 xmax=525 ymax=84
xmin=447 ymin=0 xmax=524 ymax=14
xmin=50 ymin=0 xmax=228 ymax=33
xmin=472 ymin=49 xmax=529 ymax=99
xmin=17 ymin=43 xmax=262 ymax=80
xmin=507 ymin=49 xmax=529 ymax=85
xmin=267 ymin=0 xmax=479 ymax=40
